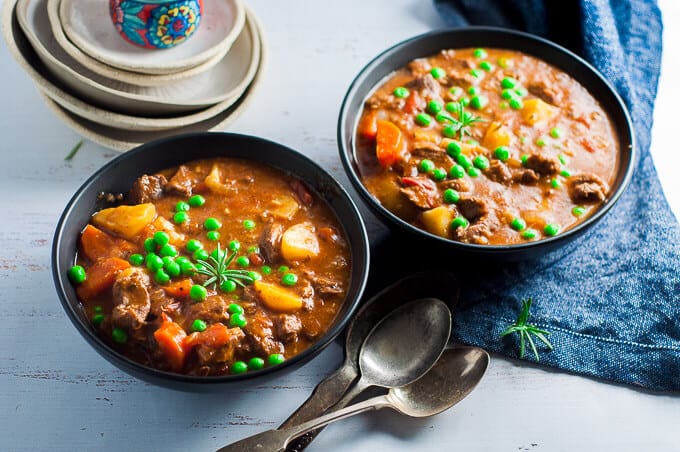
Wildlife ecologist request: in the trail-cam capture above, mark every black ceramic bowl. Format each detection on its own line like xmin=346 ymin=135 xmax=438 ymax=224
xmin=52 ymin=132 xmax=370 ymax=390
xmin=338 ymin=27 xmax=635 ymax=260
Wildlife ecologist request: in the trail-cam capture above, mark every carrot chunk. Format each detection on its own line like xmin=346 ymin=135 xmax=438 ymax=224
xmin=154 ymin=317 xmax=188 ymax=373
xmin=376 ymin=120 xmax=404 ymax=168
xmin=79 ymin=225 xmax=136 ymax=262
xmin=184 ymin=323 xmax=234 ymax=348
xmin=76 ymin=257 xmax=130 ymax=300
xmin=163 ymin=279 xmax=193 ymax=298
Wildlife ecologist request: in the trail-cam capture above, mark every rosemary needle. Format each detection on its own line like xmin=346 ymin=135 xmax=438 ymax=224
xmin=64 ymin=140 xmax=84 ymax=161
xmin=500 ymin=298 xmax=553 ymax=361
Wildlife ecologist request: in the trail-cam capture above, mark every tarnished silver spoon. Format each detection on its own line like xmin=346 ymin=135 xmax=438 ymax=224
xmin=218 ymin=346 xmax=489 ymax=451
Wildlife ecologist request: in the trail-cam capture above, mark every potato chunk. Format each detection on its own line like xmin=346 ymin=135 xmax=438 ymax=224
xmin=253 ymin=280 xmax=304 ymax=311
xmin=269 ymin=195 xmax=300 ymax=220
xmin=522 ymin=98 xmax=558 ymax=125
xmin=91 ymin=203 xmax=156 ymax=240
xmin=281 ymin=222 xmax=320 ymax=262
xmin=420 ymin=206 xmax=454 ymax=238
xmin=482 ymin=122 xmax=513 ymax=150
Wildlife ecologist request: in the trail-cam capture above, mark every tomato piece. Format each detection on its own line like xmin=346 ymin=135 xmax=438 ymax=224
xmin=376 ymin=120 xmax=404 ymax=168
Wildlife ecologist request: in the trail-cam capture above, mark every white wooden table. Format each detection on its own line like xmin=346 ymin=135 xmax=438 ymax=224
xmin=1 ymin=1 xmax=679 ymax=450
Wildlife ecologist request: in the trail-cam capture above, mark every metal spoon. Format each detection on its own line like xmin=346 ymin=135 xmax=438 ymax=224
xmin=218 ymin=346 xmax=489 ymax=451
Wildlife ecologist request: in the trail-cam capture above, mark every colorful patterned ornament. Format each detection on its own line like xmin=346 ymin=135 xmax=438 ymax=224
xmin=108 ymin=0 xmax=203 ymax=49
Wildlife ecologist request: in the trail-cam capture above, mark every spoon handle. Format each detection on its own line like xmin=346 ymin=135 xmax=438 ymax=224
xmin=217 ymin=396 xmax=390 ymax=452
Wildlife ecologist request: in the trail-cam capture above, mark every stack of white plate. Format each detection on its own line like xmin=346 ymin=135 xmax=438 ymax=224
xmin=2 ymin=0 xmax=265 ymax=150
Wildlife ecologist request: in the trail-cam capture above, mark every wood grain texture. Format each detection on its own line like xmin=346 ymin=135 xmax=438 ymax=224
xmin=1 ymin=0 xmax=679 ymax=451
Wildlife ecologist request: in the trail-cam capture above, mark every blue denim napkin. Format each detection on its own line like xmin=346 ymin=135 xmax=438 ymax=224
xmin=431 ymin=0 xmax=680 ymax=391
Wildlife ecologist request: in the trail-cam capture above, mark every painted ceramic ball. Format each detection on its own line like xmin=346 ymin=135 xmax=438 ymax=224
xmin=108 ymin=0 xmax=204 ymax=49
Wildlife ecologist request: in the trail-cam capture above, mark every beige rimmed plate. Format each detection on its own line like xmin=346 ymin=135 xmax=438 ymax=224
xmin=59 ymin=0 xmax=245 ymax=75
xmin=19 ymin=0 xmax=260 ymax=115
xmin=44 ymin=0 xmax=240 ymax=87
xmin=3 ymin=0 xmax=266 ymax=136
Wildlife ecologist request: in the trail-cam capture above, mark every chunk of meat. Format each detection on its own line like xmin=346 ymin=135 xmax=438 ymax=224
xmin=523 ymin=154 xmax=560 ymax=176
xmin=365 ymin=92 xmax=405 ymax=110
xmin=290 ymin=179 xmax=313 ymax=207
xmin=452 ymin=221 xmax=491 ymax=245
xmin=260 ymin=222 xmax=284 ymax=263
xmin=194 ymin=328 xmax=245 ymax=367
xmin=243 ymin=312 xmax=284 ymax=356
xmin=275 ymin=314 xmax=302 ymax=344
xmin=128 ymin=174 xmax=167 ymax=204
xmin=569 ymin=174 xmax=609 ymax=203
xmin=527 ymin=81 xmax=563 ymax=105
xmin=111 ymin=268 xmax=151 ymax=330
xmin=405 ymin=74 xmax=441 ymax=99
xmin=411 ymin=142 xmax=454 ymax=168
xmin=165 ymin=165 xmax=198 ymax=196
xmin=440 ymin=178 xmax=471 ymax=192
xmin=186 ymin=296 xmax=230 ymax=324
xmin=400 ymin=177 xmax=439 ymax=210
xmin=512 ymin=168 xmax=540 ymax=185
xmin=148 ymin=289 xmax=180 ymax=319
xmin=456 ymin=196 xmax=489 ymax=222
xmin=485 ymin=160 xmax=512 ymax=184
xmin=304 ymin=271 xmax=344 ymax=296
xmin=407 ymin=58 xmax=431 ymax=75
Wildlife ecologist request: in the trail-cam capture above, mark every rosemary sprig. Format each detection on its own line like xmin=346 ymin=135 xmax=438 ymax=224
xmin=500 ymin=298 xmax=553 ymax=361
xmin=64 ymin=140 xmax=84 ymax=161
xmin=438 ymin=100 xmax=486 ymax=140
xmin=195 ymin=243 xmax=254 ymax=289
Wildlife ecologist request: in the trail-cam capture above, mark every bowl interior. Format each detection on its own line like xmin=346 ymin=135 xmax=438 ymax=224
xmin=338 ymin=27 xmax=635 ymax=259
xmin=53 ymin=132 xmax=370 ymax=388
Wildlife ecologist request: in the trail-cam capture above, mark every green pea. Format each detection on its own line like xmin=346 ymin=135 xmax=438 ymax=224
xmin=415 ymin=113 xmax=432 ymax=127
xmin=509 ymin=98 xmax=523 ymax=110
xmin=278 ymin=265 xmax=289 ymax=273
xmin=191 ymin=319 xmax=207 ymax=332
xmin=204 ymin=217 xmax=221 ymax=231
xmin=419 ymin=159 xmax=435 ymax=173
xmin=125 ymin=253 xmax=142 ymax=266
xmin=430 ymin=168 xmax=446 ymax=181
xmin=210 ymin=248 xmax=225 ymax=262
xmin=497 ymin=57 xmax=511 ymax=69
xmin=443 ymin=189 xmax=459 ymax=204
xmin=536 ymin=137 xmax=547 ymax=147
xmin=68 ymin=265 xmax=87 ymax=284
xmin=514 ymin=87 xmax=528 ymax=97
xmin=180 ymin=261 xmax=196 ymax=276
xmin=94 ymin=306 xmax=103 ymax=313
xmin=248 ymin=271 xmax=262 ymax=282
xmin=248 ymin=357 xmax=265 ymax=370
xmin=243 ymin=219 xmax=256 ymax=231
xmin=111 ymin=328 xmax=127 ymax=344
xmin=155 ymin=269 xmax=170 ymax=284
xmin=544 ymin=223 xmax=560 ymax=237
xmin=449 ymin=164 xmax=466 ymax=179
xmin=227 ymin=304 xmax=243 ymax=315
xmin=442 ymin=124 xmax=457 ymax=138
xmin=521 ymin=229 xmax=538 ymax=239
xmin=165 ymin=261 xmax=181 ymax=278
xmin=558 ymin=154 xmax=568 ymax=165
xmin=144 ymin=238 xmax=156 ymax=253
xmin=501 ymin=89 xmax=515 ymax=100
xmin=501 ymin=77 xmax=517 ymax=89
xmin=194 ymin=263 xmax=206 ymax=273
xmin=560 ymin=169 xmax=572 ymax=178
xmin=427 ymin=100 xmax=442 ymax=115
xmin=162 ymin=256 xmax=174 ymax=267
xmin=146 ymin=253 xmax=163 ymax=271
xmin=282 ymin=273 xmax=298 ymax=286
xmin=430 ymin=67 xmax=446 ymax=79
xmin=92 ymin=313 xmax=105 ymax=327
xmin=188 ymin=195 xmax=205 ymax=207
xmin=261 ymin=265 xmax=272 ymax=275
xmin=190 ymin=284 xmax=207 ymax=301
xmin=550 ymin=127 xmax=563 ymax=139
xmin=470 ymin=69 xmax=482 ymax=78
xmin=173 ymin=211 xmax=188 ymax=224
xmin=451 ymin=216 xmax=469 ymax=229
xmin=206 ymin=231 xmax=220 ymax=241
xmin=186 ymin=239 xmax=203 ymax=252
xmin=193 ymin=249 xmax=209 ymax=261
xmin=231 ymin=361 xmax=248 ymax=374
xmin=473 ymin=155 xmax=490 ymax=170
xmin=230 ymin=313 xmax=247 ymax=328
xmin=228 ymin=240 xmax=241 ymax=252
xmin=470 ymin=95 xmax=488 ymax=110
xmin=499 ymin=101 xmax=509 ymax=109
xmin=268 ymin=353 xmax=285 ymax=366
xmin=511 ymin=217 xmax=526 ymax=231
xmin=445 ymin=102 xmax=459 ymax=113
xmin=473 ymin=48 xmax=487 ymax=58
xmin=467 ymin=167 xmax=480 ymax=177
xmin=456 ymin=154 xmax=472 ymax=170
xmin=449 ymin=86 xmax=463 ymax=98
xmin=393 ymin=86 xmax=409 ymax=98
xmin=447 ymin=141 xmax=462 ymax=157
xmin=467 ymin=86 xmax=479 ymax=96
xmin=175 ymin=256 xmax=190 ymax=266
xmin=153 ymin=231 xmax=170 ymax=247
xmin=460 ymin=97 xmax=470 ymax=107
xmin=572 ymin=206 xmax=586 ymax=216
xmin=521 ymin=155 xmax=529 ymax=166
xmin=479 ymin=61 xmax=493 ymax=71
xmin=550 ymin=178 xmax=561 ymax=189
xmin=159 ymin=244 xmax=178 ymax=257
xmin=220 ymin=279 xmax=237 ymax=293
xmin=494 ymin=146 xmax=510 ymax=161
xmin=236 ymin=256 xmax=249 ymax=267
xmin=175 ymin=201 xmax=190 ymax=212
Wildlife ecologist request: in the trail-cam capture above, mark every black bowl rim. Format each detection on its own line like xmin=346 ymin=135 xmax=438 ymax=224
xmin=52 ymin=131 xmax=370 ymax=385
xmin=338 ymin=26 xmax=636 ymax=254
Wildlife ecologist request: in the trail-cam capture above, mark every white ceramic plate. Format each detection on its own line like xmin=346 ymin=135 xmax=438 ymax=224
xmin=59 ymin=0 xmax=245 ymax=75
xmin=4 ymin=0 xmax=265 ymax=133
xmin=18 ymin=0 xmax=260 ymax=115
